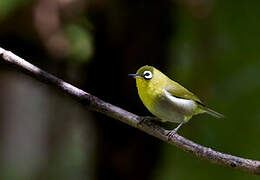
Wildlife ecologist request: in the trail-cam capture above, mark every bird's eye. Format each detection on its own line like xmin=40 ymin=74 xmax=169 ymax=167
xmin=143 ymin=70 xmax=152 ymax=80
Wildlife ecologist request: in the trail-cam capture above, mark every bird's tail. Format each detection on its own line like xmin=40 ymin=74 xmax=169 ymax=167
xmin=203 ymin=107 xmax=224 ymax=118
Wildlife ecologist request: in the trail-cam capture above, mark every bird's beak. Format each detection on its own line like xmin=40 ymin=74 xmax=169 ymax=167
xmin=128 ymin=74 xmax=142 ymax=79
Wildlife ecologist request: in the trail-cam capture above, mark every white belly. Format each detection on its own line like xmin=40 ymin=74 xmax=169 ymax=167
xmin=150 ymin=90 xmax=196 ymax=123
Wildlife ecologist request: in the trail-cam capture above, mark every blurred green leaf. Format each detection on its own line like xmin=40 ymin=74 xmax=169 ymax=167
xmin=65 ymin=24 xmax=94 ymax=62
xmin=0 ymin=0 xmax=32 ymax=21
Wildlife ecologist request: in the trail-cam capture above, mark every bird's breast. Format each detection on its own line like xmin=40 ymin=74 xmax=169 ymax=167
xmin=149 ymin=90 xmax=196 ymax=123
xmin=136 ymin=81 xmax=197 ymax=123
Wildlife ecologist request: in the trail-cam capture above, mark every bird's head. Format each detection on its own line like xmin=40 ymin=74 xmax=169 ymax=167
xmin=129 ymin=65 xmax=167 ymax=90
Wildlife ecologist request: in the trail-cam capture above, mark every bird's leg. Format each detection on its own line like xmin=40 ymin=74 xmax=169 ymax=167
xmin=138 ymin=116 xmax=160 ymax=126
xmin=167 ymin=121 xmax=184 ymax=139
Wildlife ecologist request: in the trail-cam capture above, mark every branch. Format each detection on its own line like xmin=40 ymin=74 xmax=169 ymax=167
xmin=1 ymin=47 xmax=260 ymax=175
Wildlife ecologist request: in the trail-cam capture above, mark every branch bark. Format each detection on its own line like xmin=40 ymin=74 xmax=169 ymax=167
xmin=0 ymin=47 xmax=260 ymax=175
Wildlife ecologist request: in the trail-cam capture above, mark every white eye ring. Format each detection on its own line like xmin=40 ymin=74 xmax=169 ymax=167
xmin=143 ymin=70 xmax=152 ymax=80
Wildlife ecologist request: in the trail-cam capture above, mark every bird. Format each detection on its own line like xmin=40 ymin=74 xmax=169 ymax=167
xmin=129 ymin=65 xmax=224 ymax=138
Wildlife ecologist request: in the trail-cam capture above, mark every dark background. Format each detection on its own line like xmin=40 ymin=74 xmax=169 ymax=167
xmin=0 ymin=0 xmax=260 ymax=179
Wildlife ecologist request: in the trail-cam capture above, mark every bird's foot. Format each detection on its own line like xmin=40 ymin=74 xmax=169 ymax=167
xmin=167 ymin=121 xmax=184 ymax=140
xmin=167 ymin=129 xmax=177 ymax=140
xmin=138 ymin=116 xmax=160 ymax=126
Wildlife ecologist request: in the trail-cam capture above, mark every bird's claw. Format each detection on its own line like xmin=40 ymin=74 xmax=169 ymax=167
xmin=167 ymin=130 xmax=177 ymax=140
xmin=167 ymin=121 xmax=184 ymax=140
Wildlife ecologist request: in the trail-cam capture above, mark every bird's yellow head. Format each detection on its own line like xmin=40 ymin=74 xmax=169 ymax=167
xmin=129 ymin=65 xmax=168 ymax=93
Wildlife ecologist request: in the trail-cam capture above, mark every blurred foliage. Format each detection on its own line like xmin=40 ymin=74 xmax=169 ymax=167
xmin=0 ymin=0 xmax=32 ymax=21
xmin=65 ymin=24 xmax=93 ymax=62
xmin=1 ymin=0 xmax=260 ymax=180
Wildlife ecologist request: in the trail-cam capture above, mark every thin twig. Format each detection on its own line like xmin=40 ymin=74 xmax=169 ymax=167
xmin=0 ymin=47 xmax=260 ymax=175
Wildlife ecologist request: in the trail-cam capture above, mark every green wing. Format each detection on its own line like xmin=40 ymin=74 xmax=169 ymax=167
xmin=165 ymin=81 xmax=204 ymax=105
xmin=165 ymin=80 xmax=225 ymax=118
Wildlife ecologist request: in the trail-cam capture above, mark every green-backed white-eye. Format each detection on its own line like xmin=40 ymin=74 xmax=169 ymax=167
xmin=129 ymin=65 xmax=224 ymax=137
